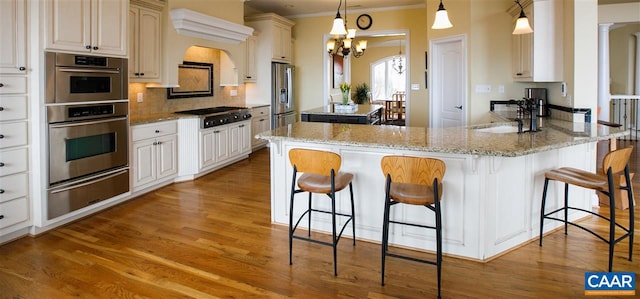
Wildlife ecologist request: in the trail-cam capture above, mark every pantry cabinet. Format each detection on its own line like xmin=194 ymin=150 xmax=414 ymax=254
xmin=45 ymin=0 xmax=128 ymax=57
xmin=511 ymin=0 xmax=563 ymax=82
xmin=131 ymin=120 xmax=178 ymax=192
xmin=0 ymin=0 xmax=27 ymax=74
xmin=129 ymin=0 xmax=164 ymax=82
xmin=243 ymin=35 xmax=257 ymax=82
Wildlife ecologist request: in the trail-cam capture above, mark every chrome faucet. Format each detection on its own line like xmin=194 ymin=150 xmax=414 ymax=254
xmin=510 ymin=98 xmax=539 ymax=133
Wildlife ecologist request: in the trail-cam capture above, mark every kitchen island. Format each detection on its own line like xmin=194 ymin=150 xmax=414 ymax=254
xmin=300 ymin=104 xmax=383 ymax=125
xmin=257 ymin=119 xmax=627 ymax=261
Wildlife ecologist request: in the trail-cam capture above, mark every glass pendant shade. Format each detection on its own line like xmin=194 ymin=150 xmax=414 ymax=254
xmin=432 ymin=1 xmax=452 ymax=29
xmin=330 ymin=16 xmax=347 ymax=36
xmin=347 ymin=29 xmax=356 ymax=39
xmin=326 ymin=40 xmax=336 ymax=52
xmin=512 ymin=14 xmax=533 ymax=34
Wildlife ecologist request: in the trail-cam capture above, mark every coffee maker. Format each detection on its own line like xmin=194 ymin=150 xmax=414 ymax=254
xmin=525 ymin=87 xmax=547 ymax=117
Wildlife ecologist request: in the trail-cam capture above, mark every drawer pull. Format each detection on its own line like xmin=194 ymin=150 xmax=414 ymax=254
xmin=0 ymin=215 xmax=4 ymax=220
xmin=19 ymin=67 xmax=26 ymax=71
xmin=0 ymin=83 xmax=4 ymax=87
xmin=0 ymin=134 xmax=4 ymax=139
xmin=93 ymin=46 xmax=99 ymax=50
xmin=140 ymin=73 xmax=144 ymax=76
xmin=0 ymin=189 xmax=4 ymax=194
xmin=85 ymin=45 xmax=91 ymax=49
xmin=155 ymin=130 xmax=160 ymax=133
xmin=0 ymin=162 xmax=4 ymax=167
xmin=157 ymin=141 xmax=162 ymax=145
xmin=0 ymin=107 xmax=3 ymax=111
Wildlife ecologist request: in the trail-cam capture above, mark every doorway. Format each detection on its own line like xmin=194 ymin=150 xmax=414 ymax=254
xmin=429 ymin=34 xmax=468 ymax=128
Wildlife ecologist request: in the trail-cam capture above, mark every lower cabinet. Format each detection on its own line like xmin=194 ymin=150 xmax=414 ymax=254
xmin=131 ymin=120 xmax=178 ymax=192
xmin=250 ymin=106 xmax=270 ymax=150
xmin=199 ymin=120 xmax=251 ymax=171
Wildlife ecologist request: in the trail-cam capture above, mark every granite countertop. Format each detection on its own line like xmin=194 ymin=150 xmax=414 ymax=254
xmin=301 ymin=104 xmax=383 ymax=116
xmin=257 ymin=118 xmax=627 ymax=157
xmin=130 ymin=104 xmax=270 ymax=125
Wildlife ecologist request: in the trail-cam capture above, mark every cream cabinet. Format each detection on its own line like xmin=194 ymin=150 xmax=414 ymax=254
xmin=0 ymin=0 xmax=27 ymax=74
xmin=129 ymin=0 xmax=164 ymax=82
xmin=243 ymin=35 xmax=257 ymax=82
xmin=131 ymin=120 xmax=178 ymax=192
xmin=510 ymin=0 xmax=563 ymax=82
xmin=245 ymin=13 xmax=295 ymax=64
xmin=250 ymin=106 xmax=270 ymax=150
xmin=199 ymin=120 xmax=251 ymax=171
xmin=0 ymin=0 xmax=30 ymax=241
xmin=45 ymin=0 xmax=128 ymax=56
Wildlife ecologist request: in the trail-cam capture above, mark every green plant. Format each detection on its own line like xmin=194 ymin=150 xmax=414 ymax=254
xmin=353 ymin=83 xmax=370 ymax=104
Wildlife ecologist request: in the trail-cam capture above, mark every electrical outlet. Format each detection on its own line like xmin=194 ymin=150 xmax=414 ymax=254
xmin=137 ymin=92 xmax=143 ymax=103
xmin=475 ymin=84 xmax=491 ymax=93
xmin=498 ymin=85 xmax=505 ymax=93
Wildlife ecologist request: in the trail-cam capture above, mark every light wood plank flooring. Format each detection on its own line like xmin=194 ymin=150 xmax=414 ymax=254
xmin=1 ymin=143 xmax=638 ymax=298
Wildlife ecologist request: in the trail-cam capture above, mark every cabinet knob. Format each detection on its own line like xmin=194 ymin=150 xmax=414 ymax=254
xmin=157 ymin=141 xmax=162 ymax=145
xmin=0 ymin=215 xmax=4 ymax=220
xmin=0 ymin=134 xmax=4 ymax=139
xmin=155 ymin=130 xmax=160 ymax=133
xmin=19 ymin=67 xmax=25 ymax=71
xmin=153 ymin=141 xmax=158 ymax=145
xmin=93 ymin=46 xmax=99 ymax=50
xmin=134 ymin=72 xmax=139 ymax=76
xmin=0 ymin=83 xmax=4 ymax=87
xmin=259 ymin=119 xmax=265 ymax=122
xmin=140 ymin=73 xmax=144 ymax=76
xmin=0 ymin=189 xmax=4 ymax=194
xmin=0 ymin=107 xmax=4 ymax=111
xmin=0 ymin=162 xmax=4 ymax=167
xmin=516 ymin=73 xmax=523 ymax=76
xmin=85 ymin=45 xmax=91 ymax=49
xmin=239 ymin=124 xmax=245 ymax=128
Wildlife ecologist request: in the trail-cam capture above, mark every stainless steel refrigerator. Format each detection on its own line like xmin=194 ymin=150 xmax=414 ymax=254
xmin=272 ymin=62 xmax=295 ymax=129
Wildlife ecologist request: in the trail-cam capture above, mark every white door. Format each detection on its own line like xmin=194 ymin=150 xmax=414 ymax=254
xmin=430 ymin=35 xmax=467 ymax=128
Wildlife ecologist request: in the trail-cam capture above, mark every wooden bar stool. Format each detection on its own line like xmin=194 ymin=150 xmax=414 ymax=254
xmin=539 ymin=146 xmax=635 ymax=271
xmin=288 ymin=148 xmax=356 ymax=276
xmin=380 ymin=155 xmax=445 ymax=299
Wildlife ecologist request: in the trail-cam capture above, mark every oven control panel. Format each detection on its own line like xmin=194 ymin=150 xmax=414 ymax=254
xmin=202 ymin=111 xmax=252 ymax=129
xmin=68 ymin=104 xmax=114 ymax=118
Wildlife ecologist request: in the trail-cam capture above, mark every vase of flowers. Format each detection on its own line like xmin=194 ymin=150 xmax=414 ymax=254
xmin=339 ymin=82 xmax=351 ymax=105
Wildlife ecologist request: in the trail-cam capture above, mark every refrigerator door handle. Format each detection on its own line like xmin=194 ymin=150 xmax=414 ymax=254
xmin=286 ymin=67 xmax=293 ymax=109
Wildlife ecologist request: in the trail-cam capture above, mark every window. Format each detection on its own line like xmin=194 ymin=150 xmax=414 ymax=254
xmin=370 ymin=57 xmax=406 ymax=101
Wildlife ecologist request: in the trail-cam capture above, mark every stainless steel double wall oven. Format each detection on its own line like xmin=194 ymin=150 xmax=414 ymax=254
xmin=45 ymin=52 xmax=129 ymax=219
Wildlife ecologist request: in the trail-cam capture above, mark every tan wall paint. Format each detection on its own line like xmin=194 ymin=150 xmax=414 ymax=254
xmin=291 ymin=8 xmax=429 ymax=126
xmin=610 ymin=23 xmax=640 ymax=94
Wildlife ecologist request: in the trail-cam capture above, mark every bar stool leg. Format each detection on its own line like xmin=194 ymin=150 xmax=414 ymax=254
xmin=331 ymin=190 xmax=338 ymax=276
xmin=563 ymin=183 xmax=569 ymax=234
xmin=308 ymin=193 xmax=312 ymax=237
xmin=607 ymin=170 xmax=616 ymax=272
xmin=289 ymin=168 xmax=297 ymax=266
xmin=381 ymin=176 xmax=391 ymax=286
xmin=349 ymin=182 xmax=356 ymax=246
xmin=434 ymin=192 xmax=443 ymax=299
xmin=539 ymin=178 xmax=550 ymax=246
xmin=624 ymin=167 xmax=634 ymax=261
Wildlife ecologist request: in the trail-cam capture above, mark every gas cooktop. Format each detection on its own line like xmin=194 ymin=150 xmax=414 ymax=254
xmin=175 ymin=106 xmax=248 ymax=116
xmin=175 ymin=106 xmax=251 ymax=129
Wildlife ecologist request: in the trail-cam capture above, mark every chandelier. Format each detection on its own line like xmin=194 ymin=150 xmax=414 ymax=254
xmin=326 ymin=0 xmax=367 ymax=58
xmin=392 ymin=40 xmax=404 ymax=74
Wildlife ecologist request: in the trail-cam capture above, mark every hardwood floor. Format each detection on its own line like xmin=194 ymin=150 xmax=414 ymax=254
xmin=1 ymin=143 xmax=638 ymax=298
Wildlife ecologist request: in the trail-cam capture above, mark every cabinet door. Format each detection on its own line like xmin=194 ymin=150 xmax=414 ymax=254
xmin=229 ymin=124 xmax=241 ymax=157
xmin=244 ymin=35 xmax=257 ymax=81
xmin=156 ymin=135 xmax=178 ymax=180
xmin=240 ymin=122 xmax=252 ymax=154
xmin=200 ymin=130 xmax=216 ymax=169
xmin=136 ymin=7 xmax=161 ymax=80
xmin=128 ymin=7 xmax=139 ymax=78
xmin=214 ymin=126 xmax=230 ymax=162
xmin=0 ymin=0 xmax=26 ymax=74
xmin=272 ymin=23 xmax=291 ymax=62
xmin=92 ymin=0 xmax=127 ymax=56
xmin=132 ymin=139 xmax=157 ymax=188
xmin=45 ymin=0 xmax=92 ymax=53
xmin=251 ymin=117 xmax=267 ymax=147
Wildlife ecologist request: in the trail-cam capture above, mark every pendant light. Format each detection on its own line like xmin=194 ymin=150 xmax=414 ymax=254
xmin=432 ymin=0 xmax=453 ymax=29
xmin=512 ymin=0 xmax=533 ymax=34
xmin=327 ymin=0 xmax=367 ymax=58
xmin=392 ymin=40 xmax=405 ymax=74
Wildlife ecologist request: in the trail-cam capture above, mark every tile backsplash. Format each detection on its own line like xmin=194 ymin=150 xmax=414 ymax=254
xmin=128 ymin=46 xmax=246 ymax=116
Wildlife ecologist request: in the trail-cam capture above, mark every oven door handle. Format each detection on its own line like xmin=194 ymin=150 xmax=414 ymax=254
xmin=58 ymin=68 xmax=121 ymax=74
xmin=49 ymin=168 xmax=129 ymax=194
xmin=49 ymin=116 xmax=128 ymax=128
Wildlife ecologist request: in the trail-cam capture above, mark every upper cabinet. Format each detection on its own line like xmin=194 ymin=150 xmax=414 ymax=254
xmin=243 ymin=35 xmax=257 ymax=82
xmin=129 ymin=0 xmax=164 ymax=82
xmin=245 ymin=13 xmax=295 ymax=64
xmin=0 ymin=0 xmax=26 ymax=74
xmin=45 ymin=0 xmax=128 ymax=57
xmin=510 ymin=0 xmax=563 ymax=82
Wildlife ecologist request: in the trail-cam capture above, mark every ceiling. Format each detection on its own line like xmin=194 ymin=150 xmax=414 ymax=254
xmin=243 ymin=0 xmax=425 ymax=18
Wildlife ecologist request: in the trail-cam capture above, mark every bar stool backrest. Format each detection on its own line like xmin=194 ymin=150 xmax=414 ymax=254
xmin=381 ymin=156 xmax=446 ymax=187
xmin=289 ymin=148 xmax=342 ymax=176
xmin=602 ymin=147 xmax=633 ymax=175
